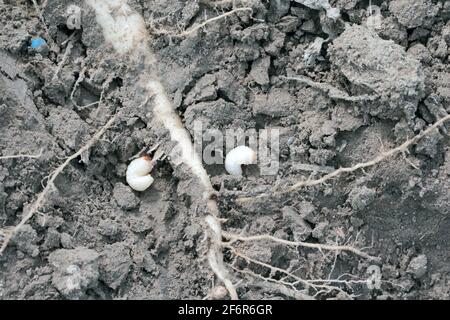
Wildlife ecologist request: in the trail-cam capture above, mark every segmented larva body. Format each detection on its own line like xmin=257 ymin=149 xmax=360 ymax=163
xmin=225 ymin=146 xmax=257 ymax=176
xmin=126 ymin=156 xmax=154 ymax=191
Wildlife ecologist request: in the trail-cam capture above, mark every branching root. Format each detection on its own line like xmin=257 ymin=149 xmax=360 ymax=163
xmin=238 ymin=114 xmax=450 ymax=203
xmin=151 ymin=7 xmax=253 ymax=38
xmin=223 ymin=232 xmax=380 ymax=262
xmin=0 ymin=113 xmax=118 ymax=255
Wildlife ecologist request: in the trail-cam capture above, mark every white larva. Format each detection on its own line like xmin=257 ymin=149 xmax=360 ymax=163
xmin=126 ymin=156 xmax=154 ymax=191
xmin=87 ymin=0 xmax=238 ymax=299
xmin=225 ymin=146 xmax=257 ymax=176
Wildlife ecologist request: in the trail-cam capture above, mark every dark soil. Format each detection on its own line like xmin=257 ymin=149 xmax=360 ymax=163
xmin=0 ymin=0 xmax=449 ymax=300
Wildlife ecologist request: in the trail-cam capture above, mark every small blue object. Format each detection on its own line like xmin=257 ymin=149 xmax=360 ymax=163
xmin=30 ymin=37 xmax=46 ymax=49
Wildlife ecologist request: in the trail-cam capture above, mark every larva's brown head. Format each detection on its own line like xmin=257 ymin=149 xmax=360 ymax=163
xmin=142 ymin=155 xmax=152 ymax=161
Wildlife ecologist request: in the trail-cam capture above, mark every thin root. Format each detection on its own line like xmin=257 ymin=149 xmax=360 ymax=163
xmin=0 ymin=113 xmax=118 ymax=255
xmin=237 ymin=114 xmax=450 ymax=203
xmin=0 ymin=149 xmax=43 ymax=160
xmin=222 ymin=232 xmax=380 ymax=262
xmin=180 ymin=7 xmax=252 ymax=37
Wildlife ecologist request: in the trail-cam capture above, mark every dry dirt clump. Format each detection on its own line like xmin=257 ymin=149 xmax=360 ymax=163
xmin=0 ymin=0 xmax=449 ymax=300
xmin=329 ymin=24 xmax=425 ymax=121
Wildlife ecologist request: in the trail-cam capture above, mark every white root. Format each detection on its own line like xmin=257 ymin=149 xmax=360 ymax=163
xmin=126 ymin=156 xmax=155 ymax=191
xmin=0 ymin=149 xmax=43 ymax=160
xmin=238 ymin=114 xmax=450 ymax=203
xmin=85 ymin=0 xmax=150 ymax=56
xmin=85 ymin=0 xmax=237 ymax=299
xmin=225 ymin=146 xmax=257 ymax=176
xmin=205 ymin=214 xmax=238 ymax=300
xmin=0 ymin=113 xmax=118 ymax=255
xmin=146 ymin=80 xmax=212 ymax=193
xmin=85 ymin=1 xmax=211 ymax=195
